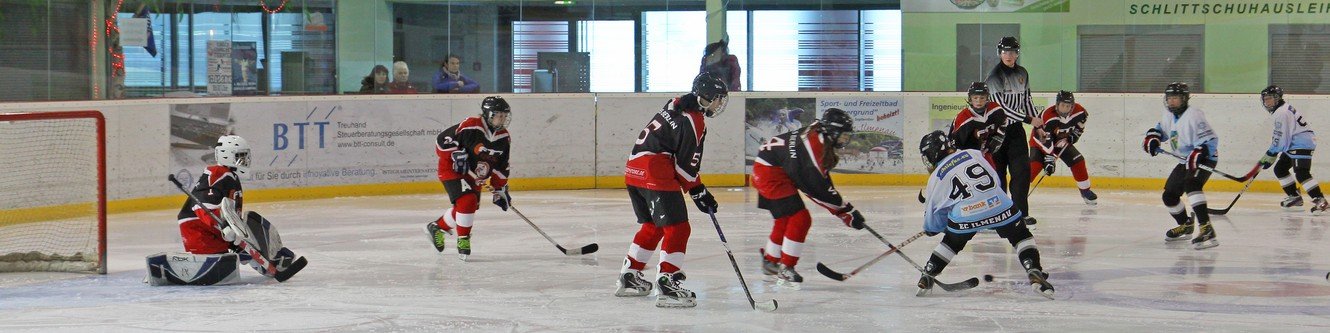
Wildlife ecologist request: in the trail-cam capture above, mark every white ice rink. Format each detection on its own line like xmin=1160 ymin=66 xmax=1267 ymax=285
xmin=3 ymin=186 xmax=1330 ymax=332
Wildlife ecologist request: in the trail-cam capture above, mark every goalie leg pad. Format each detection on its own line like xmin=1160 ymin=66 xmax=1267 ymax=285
xmin=145 ymin=252 xmax=240 ymax=286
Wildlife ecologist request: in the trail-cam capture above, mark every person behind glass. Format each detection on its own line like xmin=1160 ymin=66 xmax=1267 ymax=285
xmin=433 ymin=54 xmax=480 ymax=94
xmin=700 ymin=39 xmax=742 ymax=92
xmin=983 ymin=36 xmax=1039 ymax=227
xmin=359 ymin=65 xmax=389 ymax=94
xmin=387 ymin=61 xmax=417 ymax=94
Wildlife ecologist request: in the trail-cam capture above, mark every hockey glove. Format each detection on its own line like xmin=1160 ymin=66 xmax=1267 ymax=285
xmin=1143 ymin=129 xmax=1162 ymax=156
xmin=1258 ymin=152 xmax=1278 ymax=169
xmin=689 ymin=185 xmax=718 ymax=214
xmin=1068 ymin=126 xmax=1084 ymax=144
xmin=1043 ymin=153 xmax=1057 ymax=175
xmin=1186 ymin=147 xmax=1205 ymax=175
xmin=450 ymin=150 xmax=470 ymax=175
xmin=492 ymin=184 xmax=511 ymax=211
xmin=982 ymin=125 xmax=1006 ymax=154
xmin=836 ymin=205 xmax=866 ymax=230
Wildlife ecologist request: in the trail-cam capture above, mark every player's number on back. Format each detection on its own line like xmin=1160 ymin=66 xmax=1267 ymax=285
xmin=636 ymin=120 xmax=663 ymax=145
xmin=758 ymin=137 xmax=785 ymax=152
xmin=949 ymin=164 xmax=996 ymax=200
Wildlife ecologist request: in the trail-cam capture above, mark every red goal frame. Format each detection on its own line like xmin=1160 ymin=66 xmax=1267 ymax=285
xmin=0 ymin=111 xmax=107 ymax=274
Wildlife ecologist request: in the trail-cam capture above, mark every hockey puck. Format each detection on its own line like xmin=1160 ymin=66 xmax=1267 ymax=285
xmin=983 ymin=274 xmax=994 ymax=282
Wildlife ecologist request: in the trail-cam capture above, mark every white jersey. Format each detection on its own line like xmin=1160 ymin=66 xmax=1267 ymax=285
xmin=1267 ymin=102 xmax=1316 ymax=155
xmin=1151 ymin=106 xmax=1219 ymax=163
xmin=922 ymin=149 xmax=1022 ymax=234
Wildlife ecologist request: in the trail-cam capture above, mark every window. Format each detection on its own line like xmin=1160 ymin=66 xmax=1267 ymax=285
xmin=641 ymin=11 xmax=747 ymax=92
xmin=512 ymin=21 xmax=569 ymax=93
xmin=1270 ymin=24 xmax=1330 ymax=94
xmin=1078 ymin=25 xmax=1204 ymax=93
xmin=577 ymin=20 xmax=635 ymax=92
xmin=955 ymin=24 xmax=1019 ymax=91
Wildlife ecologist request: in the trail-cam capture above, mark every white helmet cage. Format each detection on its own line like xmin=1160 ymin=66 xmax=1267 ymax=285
xmin=215 ymin=135 xmax=252 ymax=174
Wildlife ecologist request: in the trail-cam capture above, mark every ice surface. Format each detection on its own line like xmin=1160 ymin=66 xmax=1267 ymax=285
xmin=2 ymin=187 xmax=1329 ymax=332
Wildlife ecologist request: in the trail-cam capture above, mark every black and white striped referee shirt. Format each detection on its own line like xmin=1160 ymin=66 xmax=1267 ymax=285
xmin=985 ymin=64 xmax=1035 ymax=125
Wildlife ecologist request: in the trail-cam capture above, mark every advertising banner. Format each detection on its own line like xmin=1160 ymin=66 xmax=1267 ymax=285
xmin=206 ymin=41 xmax=232 ymax=97
xmin=745 ymin=97 xmax=905 ymax=174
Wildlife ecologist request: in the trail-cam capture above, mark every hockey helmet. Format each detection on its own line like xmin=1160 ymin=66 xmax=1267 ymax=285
xmin=967 ymin=82 xmax=990 ymax=109
xmin=919 ymin=130 xmax=953 ymax=172
xmin=818 ymin=108 xmax=855 ymax=148
xmin=997 ymin=36 xmax=1020 ymax=53
xmin=215 ymin=135 xmax=251 ymax=175
xmin=692 ymin=72 xmax=729 ymax=118
xmin=481 ymin=96 xmax=512 ymax=131
xmin=1164 ymin=82 xmax=1190 ymax=115
xmin=1260 ymin=85 xmax=1284 ymax=112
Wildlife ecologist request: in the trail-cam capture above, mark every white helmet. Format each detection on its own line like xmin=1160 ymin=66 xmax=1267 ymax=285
xmin=215 ymin=135 xmax=251 ymax=174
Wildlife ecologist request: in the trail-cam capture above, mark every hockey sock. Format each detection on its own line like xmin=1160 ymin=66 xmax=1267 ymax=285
xmin=1070 ymin=160 xmax=1091 ymax=188
xmin=436 ymin=208 xmax=456 ymax=231
xmin=1280 ymin=174 xmax=1301 ymax=197
xmin=625 ymin=223 xmax=663 ymax=272
xmin=453 ymin=194 xmax=479 ymax=237
xmin=1012 ymin=237 xmax=1042 ymax=271
xmin=658 ymin=222 xmax=691 ymax=274
xmin=1188 ymin=191 xmax=1210 ymax=224
xmin=779 ymin=210 xmax=812 ymax=268
xmin=1299 ymin=176 xmax=1323 ymax=198
xmin=765 ymin=216 xmax=788 ymax=263
xmin=1164 ymin=195 xmax=1188 ymax=224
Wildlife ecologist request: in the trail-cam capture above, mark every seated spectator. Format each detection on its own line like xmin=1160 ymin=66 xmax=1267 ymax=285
xmin=432 ymin=54 xmax=479 ymax=93
xmin=360 ymin=65 xmax=389 ymax=94
xmin=387 ymin=61 xmax=417 ymax=94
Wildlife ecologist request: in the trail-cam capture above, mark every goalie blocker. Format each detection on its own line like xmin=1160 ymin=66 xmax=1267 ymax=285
xmin=147 ymin=211 xmax=307 ymax=285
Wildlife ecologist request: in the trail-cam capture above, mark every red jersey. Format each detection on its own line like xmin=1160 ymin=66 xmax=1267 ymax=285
xmin=176 ymin=165 xmax=242 ymax=227
xmin=752 ymin=127 xmax=849 ymax=214
xmin=625 ymin=94 xmax=708 ymax=192
xmin=436 ymin=116 xmax=511 ymax=189
xmin=949 ymin=101 xmax=1008 ymax=152
xmin=1028 ymin=103 xmax=1088 ymax=154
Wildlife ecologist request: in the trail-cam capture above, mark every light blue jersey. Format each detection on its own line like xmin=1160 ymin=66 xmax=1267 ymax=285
xmin=922 ymin=149 xmax=1023 ymax=234
xmin=1267 ymin=102 xmax=1316 ymax=158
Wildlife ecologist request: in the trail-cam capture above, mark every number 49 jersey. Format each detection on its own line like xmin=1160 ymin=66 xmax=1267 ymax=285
xmin=922 ymin=149 xmax=1023 ymax=234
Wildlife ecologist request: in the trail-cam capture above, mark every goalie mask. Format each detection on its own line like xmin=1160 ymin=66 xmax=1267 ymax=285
xmin=215 ymin=135 xmax=251 ymax=175
xmin=919 ymin=130 xmax=953 ymax=173
xmin=481 ymin=96 xmax=512 ymax=132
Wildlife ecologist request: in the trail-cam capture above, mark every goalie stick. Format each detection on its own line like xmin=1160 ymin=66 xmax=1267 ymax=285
xmin=509 ymin=205 xmax=599 ymax=256
xmin=706 ymin=212 xmax=778 ymax=312
xmin=168 ymin=174 xmax=305 ymax=282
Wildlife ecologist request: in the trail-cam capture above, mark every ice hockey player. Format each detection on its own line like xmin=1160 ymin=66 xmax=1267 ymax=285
xmin=752 ymin=108 xmax=866 ymax=289
xmin=1143 ymin=82 xmax=1220 ymax=250
xmin=983 ymin=36 xmax=1040 ymax=226
xmin=1028 ymin=90 xmax=1098 ymax=205
xmin=917 ymin=130 xmax=1053 ymax=299
xmin=1256 ymin=85 xmax=1328 ymax=214
xmin=614 ymin=72 xmax=728 ymax=308
xmin=147 ymin=135 xmax=307 ymax=285
xmin=426 ymin=96 xmax=513 ymax=261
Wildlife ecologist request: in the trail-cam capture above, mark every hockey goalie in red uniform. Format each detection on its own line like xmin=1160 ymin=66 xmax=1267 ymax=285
xmin=425 ymin=96 xmax=513 ymax=261
xmin=752 ymin=108 xmax=866 ymax=289
xmin=147 ymin=135 xmax=307 ymax=286
xmin=613 ymin=72 xmax=728 ymax=308
xmin=1028 ymin=90 xmax=1098 ymax=205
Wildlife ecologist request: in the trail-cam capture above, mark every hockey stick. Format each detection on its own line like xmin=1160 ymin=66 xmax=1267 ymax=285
xmin=815 ymin=231 xmax=927 ymax=281
xmin=508 ymin=205 xmax=599 ymax=256
xmin=861 ymin=225 xmax=980 ymax=292
xmin=1208 ymin=166 xmax=1261 ymax=215
xmin=1158 ymin=150 xmax=1261 ymax=182
xmin=168 ymin=174 xmax=298 ymax=282
xmin=1028 ymin=140 xmax=1068 ymax=197
xmin=706 ymin=211 xmax=778 ymax=312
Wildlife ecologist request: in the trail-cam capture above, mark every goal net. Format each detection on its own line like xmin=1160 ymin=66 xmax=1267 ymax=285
xmin=0 ymin=111 xmax=106 ymax=274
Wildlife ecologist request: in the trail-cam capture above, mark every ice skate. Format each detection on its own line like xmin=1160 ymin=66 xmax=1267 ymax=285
xmin=776 ymin=264 xmax=803 ymax=290
xmin=655 ymin=272 xmax=697 ymax=308
xmin=1026 ymin=268 xmax=1055 ymax=299
xmin=1281 ymin=195 xmax=1304 ymax=211
xmin=759 ymin=249 xmax=780 ymax=277
xmin=915 ymin=274 xmax=935 ymax=297
xmin=615 ymin=270 xmax=653 ymax=297
xmin=1022 ymin=216 xmax=1037 ymax=231
xmin=425 ymin=221 xmax=451 ymax=253
xmin=1311 ymin=197 xmax=1329 ymax=215
xmin=456 ymin=235 xmax=471 ymax=261
xmin=1165 ymin=219 xmax=1194 ymax=242
xmin=1080 ymin=188 xmax=1098 ymax=206
xmin=1191 ymin=223 xmax=1218 ymax=250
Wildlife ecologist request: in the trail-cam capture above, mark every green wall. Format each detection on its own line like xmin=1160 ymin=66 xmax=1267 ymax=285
xmin=336 ymin=0 xmax=394 ymax=93
xmin=903 ymin=0 xmax=1330 ymax=93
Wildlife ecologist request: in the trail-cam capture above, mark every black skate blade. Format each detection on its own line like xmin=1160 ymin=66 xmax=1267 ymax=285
xmin=815 ymin=262 xmax=850 ymax=281
xmin=936 ymin=277 xmax=979 ymax=292
xmin=559 ymin=243 xmax=599 ymax=256
xmin=274 ymin=256 xmax=307 ymax=282
xmin=754 ymin=299 xmax=778 ymax=312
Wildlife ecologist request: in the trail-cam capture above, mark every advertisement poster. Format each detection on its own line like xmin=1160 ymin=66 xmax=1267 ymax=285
xmin=744 ymin=97 xmax=905 ymax=174
xmin=231 ymin=42 xmax=259 ymax=96
xmin=206 ymin=40 xmax=232 ymax=96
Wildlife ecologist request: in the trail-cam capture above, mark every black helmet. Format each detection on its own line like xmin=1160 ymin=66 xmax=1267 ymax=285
xmin=1164 ymin=82 xmax=1190 ymax=114
xmin=818 ymin=108 xmax=854 ymax=148
xmin=997 ymin=36 xmax=1020 ymax=53
xmin=1261 ymin=85 xmax=1284 ymax=112
xmin=481 ymin=96 xmax=512 ymax=131
xmin=919 ymin=130 xmax=953 ymax=172
xmin=1056 ymin=90 xmax=1075 ymax=105
xmin=691 ymin=72 xmax=729 ymax=117
xmin=967 ymin=82 xmax=990 ymax=97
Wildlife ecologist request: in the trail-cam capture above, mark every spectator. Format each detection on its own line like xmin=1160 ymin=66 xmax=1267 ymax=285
xmin=700 ymin=39 xmax=742 ymax=92
xmin=387 ymin=61 xmax=417 ymax=94
xmin=360 ymin=65 xmax=389 ymax=94
xmin=433 ymin=54 xmax=480 ymax=93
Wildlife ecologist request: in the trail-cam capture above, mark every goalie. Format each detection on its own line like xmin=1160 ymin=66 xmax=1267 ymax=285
xmin=146 ymin=135 xmax=307 ymax=286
